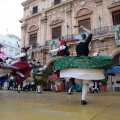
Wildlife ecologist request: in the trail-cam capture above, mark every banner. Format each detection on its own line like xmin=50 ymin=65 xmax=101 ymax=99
xmin=49 ymin=38 xmax=59 ymax=56
xmin=114 ymin=24 xmax=120 ymax=46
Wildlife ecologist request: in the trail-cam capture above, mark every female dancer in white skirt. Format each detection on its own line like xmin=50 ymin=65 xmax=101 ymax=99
xmin=53 ymin=26 xmax=112 ymax=105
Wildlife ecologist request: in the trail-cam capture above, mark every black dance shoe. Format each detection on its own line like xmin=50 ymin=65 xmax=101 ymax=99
xmin=38 ymin=92 xmax=42 ymax=94
xmin=89 ymin=88 xmax=94 ymax=93
xmin=81 ymin=100 xmax=87 ymax=105
xmin=68 ymin=93 xmax=73 ymax=95
xmin=93 ymin=89 xmax=99 ymax=93
xmin=17 ymin=90 xmax=20 ymax=93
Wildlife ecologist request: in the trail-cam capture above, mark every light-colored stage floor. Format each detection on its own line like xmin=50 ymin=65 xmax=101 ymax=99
xmin=0 ymin=91 xmax=120 ymax=120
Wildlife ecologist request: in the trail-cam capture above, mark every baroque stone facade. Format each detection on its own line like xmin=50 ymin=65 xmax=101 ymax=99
xmin=20 ymin=0 xmax=120 ymax=66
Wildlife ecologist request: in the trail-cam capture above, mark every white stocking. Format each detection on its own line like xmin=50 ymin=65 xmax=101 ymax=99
xmin=16 ymin=72 xmax=24 ymax=77
xmin=37 ymin=85 xmax=41 ymax=92
xmin=55 ymin=81 xmax=58 ymax=91
xmin=23 ymin=80 xmax=27 ymax=87
xmin=82 ymin=80 xmax=89 ymax=100
xmin=68 ymin=86 xmax=72 ymax=93
xmin=18 ymin=84 xmax=20 ymax=91
xmin=55 ymin=85 xmax=58 ymax=91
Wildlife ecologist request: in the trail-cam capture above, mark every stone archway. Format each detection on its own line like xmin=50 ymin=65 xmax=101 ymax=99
xmin=75 ymin=7 xmax=93 ymax=18
xmin=28 ymin=24 xmax=39 ymax=33
xmin=109 ymin=47 xmax=120 ymax=66
xmin=108 ymin=47 xmax=120 ymax=92
xmin=46 ymin=57 xmax=58 ymax=66
xmin=109 ymin=47 xmax=120 ymax=58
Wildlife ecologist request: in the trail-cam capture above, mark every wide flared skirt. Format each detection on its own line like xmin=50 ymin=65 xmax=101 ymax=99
xmin=60 ymin=68 xmax=105 ymax=80
xmin=11 ymin=61 xmax=30 ymax=78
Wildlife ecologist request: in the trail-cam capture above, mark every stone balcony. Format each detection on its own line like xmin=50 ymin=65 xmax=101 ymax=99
xmin=46 ymin=25 xmax=115 ymax=46
xmin=31 ymin=26 xmax=115 ymax=51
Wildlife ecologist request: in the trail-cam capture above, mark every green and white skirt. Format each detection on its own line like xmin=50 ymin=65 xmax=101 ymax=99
xmin=54 ymin=56 xmax=112 ymax=80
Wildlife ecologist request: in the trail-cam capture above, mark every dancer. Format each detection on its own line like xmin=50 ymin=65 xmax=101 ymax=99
xmin=50 ymin=40 xmax=70 ymax=56
xmin=8 ymin=46 xmax=31 ymax=92
xmin=40 ymin=40 xmax=70 ymax=92
xmin=88 ymin=80 xmax=94 ymax=93
xmin=36 ymin=75 xmax=43 ymax=93
xmin=53 ymin=25 xmax=112 ymax=105
xmin=39 ymin=39 xmax=70 ymax=72
xmin=88 ymin=80 xmax=99 ymax=93
xmin=76 ymin=26 xmax=92 ymax=104
xmin=50 ymin=40 xmax=70 ymax=92
xmin=67 ymin=77 xmax=75 ymax=95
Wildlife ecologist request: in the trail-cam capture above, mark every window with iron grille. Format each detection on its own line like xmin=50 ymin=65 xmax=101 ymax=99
xmin=32 ymin=6 xmax=38 ymax=14
xmin=30 ymin=33 xmax=37 ymax=48
xmin=52 ymin=26 xmax=61 ymax=39
xmin=78 ymin=18 xmax=91 ymax=32
xmin=112 ymin=10 xmax=120 ymax=25
xmin=54 ymin=0 xmax=61 ymax=5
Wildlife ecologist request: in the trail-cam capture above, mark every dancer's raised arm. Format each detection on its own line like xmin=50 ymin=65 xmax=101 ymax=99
xmin=80 ymin=25 xmax=92 ymax=34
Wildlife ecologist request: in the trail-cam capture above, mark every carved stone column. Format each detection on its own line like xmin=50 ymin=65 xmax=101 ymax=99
xmin=66 ymin=7 xmax=72 ymax=35
xmin=40 ymin=15 xmax=47 ymax=64
xmin=40 ymin=15 xmax=47 ymax=46
xmin=21 ymin=22 xmax=27 ymax=47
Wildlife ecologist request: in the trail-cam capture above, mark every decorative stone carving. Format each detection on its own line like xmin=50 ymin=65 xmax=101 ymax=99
xmin=108 ymin=0 xmax=120 ymax=8
xmin=80 ymin=1 xmax=86 ymax=7
xmin=75 ymin=8 xmax=92 ymax=18
xmin=41 ymin=16 xmax=47 ymax=23
xmin=21 ymin=23 xmax=28 ymax=29
xmin=21 ymin=0 xmax=37 ymax=6
xmin=50 ymin=17 xmax=63 ymax=25
xmin=29 ymin=25 xmax=37 ymax=31
xmin=28 ymin=24 xmax=39 ymax=32
xmin=66 ymin=8 xmax=72 ymax=15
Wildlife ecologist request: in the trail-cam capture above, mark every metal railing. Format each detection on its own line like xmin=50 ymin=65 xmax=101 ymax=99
xmin=92 ymin=26 xmax=114 ymax=37
xmin=31 ymin=26 xmax=115 ymax=49
xmin=60 ymin=26 xmax=114 ymax=40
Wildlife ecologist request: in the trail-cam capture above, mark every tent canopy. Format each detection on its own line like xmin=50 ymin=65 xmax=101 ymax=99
xmin=107 ymin=66 xmax=120 ymax=74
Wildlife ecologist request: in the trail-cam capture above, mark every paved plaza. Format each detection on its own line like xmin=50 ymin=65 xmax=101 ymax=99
xmin=0 ymin=91 xmax=120 ymax=120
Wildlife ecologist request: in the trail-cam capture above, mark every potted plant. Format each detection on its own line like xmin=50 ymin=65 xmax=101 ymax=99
xmin=40 ymin=65 xmax=53 ymax=90
xmin=42 ymin=81 xmax=47 ymax=91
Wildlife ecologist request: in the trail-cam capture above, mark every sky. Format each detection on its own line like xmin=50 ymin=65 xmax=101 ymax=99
xmin=0 ymin=0 xmax=25 ymax=38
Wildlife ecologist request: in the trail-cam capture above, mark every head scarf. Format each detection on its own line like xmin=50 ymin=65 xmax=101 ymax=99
xmin=75 ymin=34 xmax=84 ymax=44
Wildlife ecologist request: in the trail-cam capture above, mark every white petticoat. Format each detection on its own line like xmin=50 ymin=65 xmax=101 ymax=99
xmin=60 ymin=68 xmax=105 ymax=80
